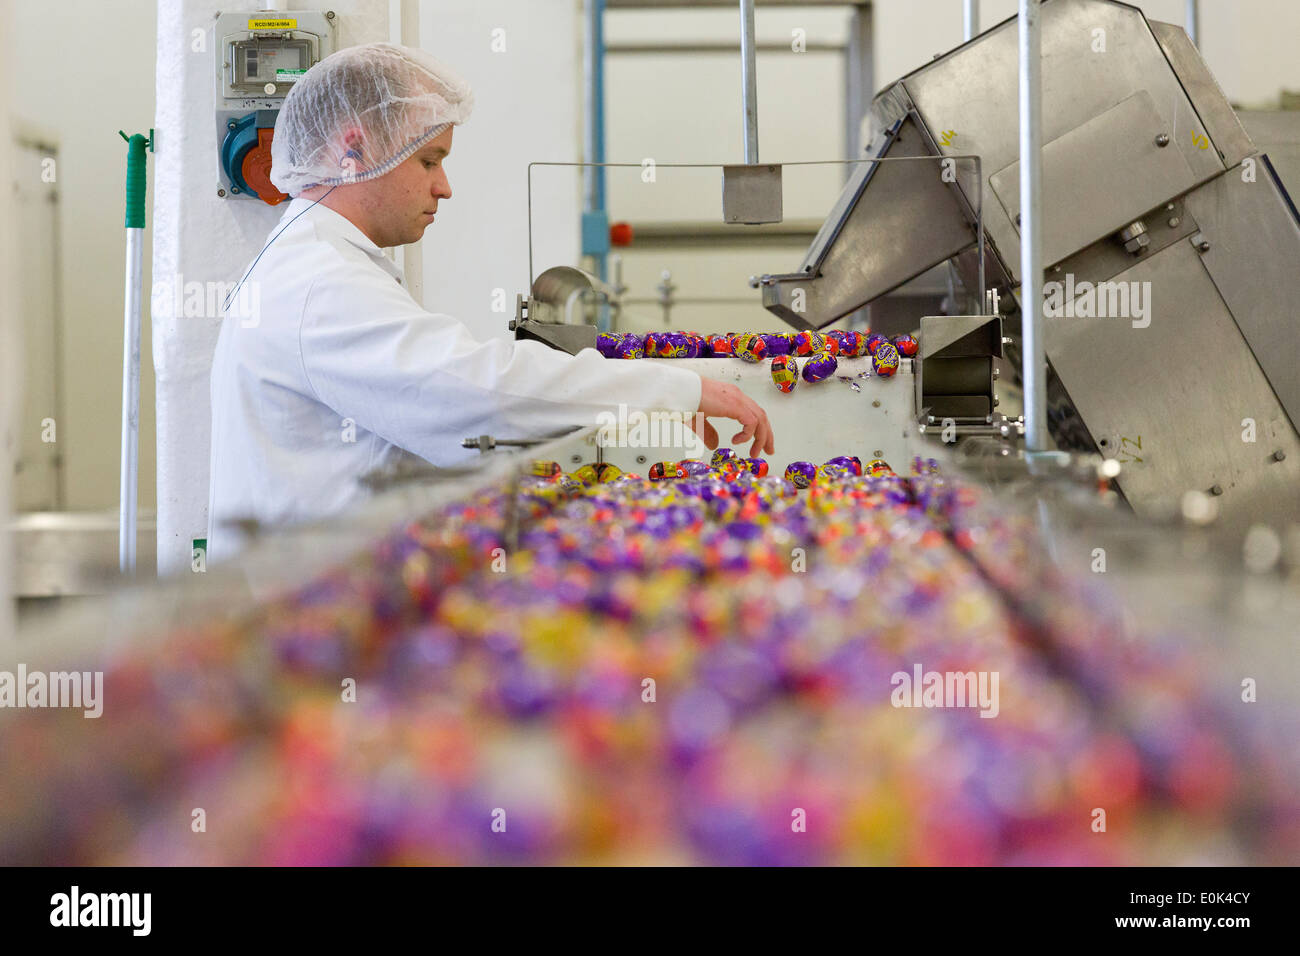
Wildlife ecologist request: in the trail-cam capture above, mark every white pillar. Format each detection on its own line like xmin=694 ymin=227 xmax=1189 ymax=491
xmin=964 ymin=0 xmax=979 ymax=41
xmin=0 ymin=0 xmax=16 ymax=644
xmin=400 ymin=0 xmax=424 ymax=307
xmin=411 ymin=0 xmax=581 ymax=344
xmin=151 ymin=0 xmax=390 ymax=576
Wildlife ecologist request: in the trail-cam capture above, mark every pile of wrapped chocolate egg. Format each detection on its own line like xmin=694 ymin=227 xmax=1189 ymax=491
xmin=1 ymin=452 xmax=1293 ymax=866
xmin=528 ymin=447 xmax=898 ymax=499
xmin=594 ymin=328 xmax=919 ymax=394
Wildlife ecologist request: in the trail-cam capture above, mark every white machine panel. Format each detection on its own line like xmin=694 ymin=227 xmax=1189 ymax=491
xmin=586 ymin=357 xmax=933 ymax=474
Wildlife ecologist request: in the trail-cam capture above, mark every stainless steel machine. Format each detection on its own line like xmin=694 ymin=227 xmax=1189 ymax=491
xmin=751 ymin=0 xmax=1300 ymax=532
xmin=514 ymin=0 xmax=1298 ymax=532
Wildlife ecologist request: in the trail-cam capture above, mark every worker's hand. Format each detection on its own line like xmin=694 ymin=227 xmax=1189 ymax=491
xmin=693 ymin=377 xmax=775 ymax=458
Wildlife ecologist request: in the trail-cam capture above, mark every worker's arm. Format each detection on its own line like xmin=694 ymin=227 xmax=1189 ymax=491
xmin=297 ymin=267 xmax=770 ymax=464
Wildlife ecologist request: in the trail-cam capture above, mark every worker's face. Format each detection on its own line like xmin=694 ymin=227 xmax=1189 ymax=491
xmin=361 ymin=126 xmax=454 ymax=247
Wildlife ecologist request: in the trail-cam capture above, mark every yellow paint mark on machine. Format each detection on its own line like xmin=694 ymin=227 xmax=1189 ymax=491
xmin=1116 ymin=435 xmax=1144 ymax=464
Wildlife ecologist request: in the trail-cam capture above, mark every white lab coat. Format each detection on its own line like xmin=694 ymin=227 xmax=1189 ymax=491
xmin=207 ymin=198 xmax=701 ymax=563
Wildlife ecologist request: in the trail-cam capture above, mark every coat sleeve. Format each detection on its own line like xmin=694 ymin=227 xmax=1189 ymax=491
xmin=297 ymin=265 xmax=703 ymax=465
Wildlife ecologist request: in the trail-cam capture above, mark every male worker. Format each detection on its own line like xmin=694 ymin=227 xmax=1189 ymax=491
xmin=207 ymin=43 xmax=774 ymax=562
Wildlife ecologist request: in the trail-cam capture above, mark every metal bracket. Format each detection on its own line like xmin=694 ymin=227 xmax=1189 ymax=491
xmin=1023 ymin=449 xmax=1073 ymax=476
xmin=722 ymin=164 xmax=783 ymax=224
xmin=461 ymin=427 xmax=584 ymax=454
xmin=511 ymin=319 xmax=598 ymax=355
xmin=462 ymin=435 xmax=546 ymax=453
xmin=918 ymin=414 xmax=1024 ymax=441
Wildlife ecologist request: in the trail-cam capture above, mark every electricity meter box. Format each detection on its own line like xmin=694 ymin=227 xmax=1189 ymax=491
xmin=214 ymin=10 xmax=337 ymax=205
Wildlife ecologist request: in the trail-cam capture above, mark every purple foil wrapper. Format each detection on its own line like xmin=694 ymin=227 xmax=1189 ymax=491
xmin=872 ymin=342 xmax=901 ymax=376
xmin=762 ymin=334 xmax=791 ymax=356
xmin=783 ymin=461 xmax=816 ymax=488
xmin=596 ymin=332 xmax=621 ymax=358
xmin=801 ymin=350 xmax=838 ymax=383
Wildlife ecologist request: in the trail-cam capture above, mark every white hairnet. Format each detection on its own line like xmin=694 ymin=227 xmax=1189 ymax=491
xmin=270 ymin=42 xmax=474 ymax=196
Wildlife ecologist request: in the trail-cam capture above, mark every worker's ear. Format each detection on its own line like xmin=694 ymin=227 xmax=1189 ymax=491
xmin=342 ymin=128 xmax=364 ymax=155
xmin=340 ymin=129 xmax=364 ymax=179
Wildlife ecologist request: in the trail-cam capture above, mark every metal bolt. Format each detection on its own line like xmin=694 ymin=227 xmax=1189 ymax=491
xmin=227 ymin=120 xmax=237 ymax=130
xmin=1014 ymin=213 xmax=1022 ymax=226
xmin=872 ymin=400 xmax=881 ymax=408
xmin=1155 ymin=133 xmax=1170 ymax=147
xmin=636 ymin=455 xmax=647 ymax=465
xmin=326 ymin=10 xmax=336 ymax=18
xmin=1182 ymin=489 xmax=1218 ymax=525
xmin=1120 ymin=220 xmax=1150 ymax=255
xmin=1199 ymin=239 xmax=1211 ymax=252
xmin=1209 ymin=484 xmax=1224 ymax=496
xmin=993 ymin=367 xmax=1000 ymax=379
xmin=217 ymin=188 xmax=227 ymax=197
xmin=1273 ymin=450 xmax=1287 ymax=462
xmin=1165 ymin=203 xmax=1175 ymax=211
xmin=1168 ymin=216 xmax=1181 ymax=228
xmin=570 ymin=455 xmax=582 ymax=464
xmin=873 ymin=450 xmax=884 ymax=458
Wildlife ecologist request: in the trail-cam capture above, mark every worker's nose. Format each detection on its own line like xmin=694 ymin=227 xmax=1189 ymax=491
xmin=434 ymin=171 xmax=452 ymax=201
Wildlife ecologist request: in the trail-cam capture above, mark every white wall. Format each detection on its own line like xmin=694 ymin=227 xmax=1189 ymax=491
xmin=604 ymin=6 xmax=855 ymax=334
xmin=877 ymin=0 xmax=1300 ymax=108
xmin=415 ymin=0 xmax=582 ymax=343
xmin=1 ymin=0 xmax=16 ymax=643
xmin=10 ymin=0 xmax=158 ymax=515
